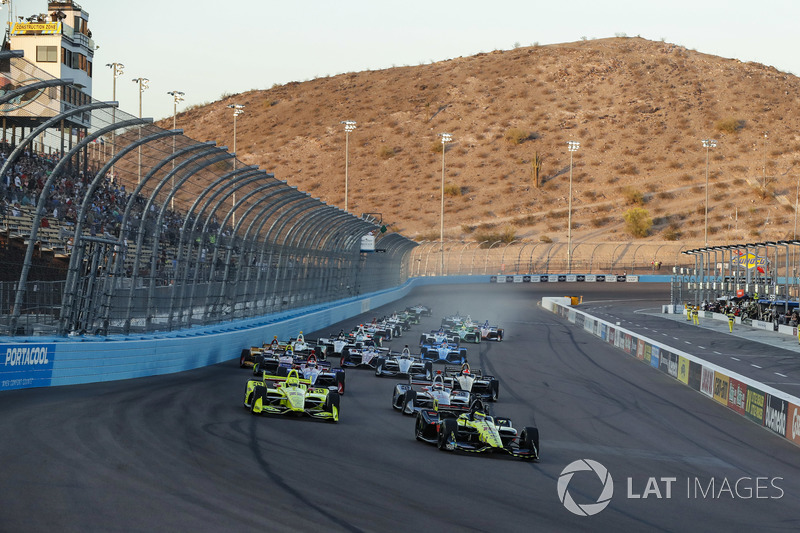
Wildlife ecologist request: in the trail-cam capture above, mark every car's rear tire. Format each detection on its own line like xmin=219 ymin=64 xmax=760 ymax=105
xmin=521 ymin=427 xmax=539 ymax=460
xmin=490 ymin=379 xmax=500 ymax=401
xmin=438 ymin=418 xmax=458 ymax=451
xmin=324 ymin=392 xmax=340 ymax=423
xmin=239 ymin=349 xmax=249 ymax=368
xmin=249 ymin=384 xmax=266 ymax=415
xmin=375 ymin=357 xmax=386 ymax=377
xmin=414 ymin=413 xmax=426 ymax=441
xmin=402 ymin=390 xmax=417 ymax=415
xmin=336 ymin=372 xmax=345 ymax=395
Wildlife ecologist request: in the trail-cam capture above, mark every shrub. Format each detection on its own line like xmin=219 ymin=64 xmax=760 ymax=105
xmin=430 ymin=142 xmax=443 ymax=154
xmin=663 ymin=224 xmax=681 ymax=241
xmin=715 ymin=118 xmax=745 ymax=134
xmin=443 ymin=183 xmax=461 ymax=196
xmin=622 ymin=186 xmax=645 ymax=205
xmin=475 ymin=226 xmax=516 ymax=244
xmin=623 ymin=207 xmax=652 ymax=237
xmin=504 ymin=128 xmax=530 ymax=145
xmin=539 ymin=235 xmax=553 ymax=243
xmin=378 ymin=145 xmax=396 ymax=159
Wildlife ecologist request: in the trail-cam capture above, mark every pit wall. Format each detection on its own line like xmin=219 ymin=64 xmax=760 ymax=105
xmin=542 ymin=297 xmax=800 ymax=448
xmin=0 ymin=273 xmax=657 ymax=392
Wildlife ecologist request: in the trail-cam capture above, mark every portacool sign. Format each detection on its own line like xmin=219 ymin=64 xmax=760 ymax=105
xmin=1 ymin=344 xmax=55 ymax=390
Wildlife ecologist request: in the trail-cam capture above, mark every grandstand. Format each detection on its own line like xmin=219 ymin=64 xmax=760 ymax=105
xmin=0 ymin=1 xmax=416 ymax=337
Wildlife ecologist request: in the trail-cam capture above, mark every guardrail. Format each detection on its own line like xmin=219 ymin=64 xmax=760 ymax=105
xmin=542 ymin=297 xmax=800 ymax=449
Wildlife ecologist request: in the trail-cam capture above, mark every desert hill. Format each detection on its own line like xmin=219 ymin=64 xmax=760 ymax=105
xmin=161 ymin=37 xmax=800 ymax=247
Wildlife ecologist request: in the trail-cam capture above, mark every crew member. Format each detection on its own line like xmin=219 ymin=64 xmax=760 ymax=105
xmin=727 ymin=309 xmax=735 ymax=333
xmin=692 ymin=306 xmax=700 ymax=326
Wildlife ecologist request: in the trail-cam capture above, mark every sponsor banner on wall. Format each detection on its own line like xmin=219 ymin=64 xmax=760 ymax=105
xmin=677 ymin=356 xmax=690 ymax=384
xmin=727 ymin=378 xmax=747 ymax=416
xmin=712 ymin=372 xmax=730 ymax=405
xmin=549 ymin=276 xmax=559 ymax=283
xmin=522 ymin=275 xmax=531 ymax=282
xmin=490 ymin=276 xmax=498 ymax=283
xmin=786 ymin=402 xmax=800 ymax=446
xmin=636 ymin=340 xmax=645 ymax=361
xmin=626 ymin=276 xmax=640 ymax=282
xmin=622 ymin=333 xmax=634 ymax=355
xmin=585 ymin=274 xmax=597 ymax=282
xmin=600 ymin=323 xmax=607 ymax=341
xmin=608 ymin=327 xmax=616 ymax=346
xmin=505 ymin=276 xmax=515 ymax=283
xmin=688 ymin=361 xmax=702 ymax=391
xmin=667 ymin=352 xmax=678 ymax=378
xmin=596 ymin=275 xmax=606 ymax=282
xmin=764 ymin=394 xmax=788 ymax=437
xmin=584 ymin=317 xmax=594 ymax=333
xmin=566 ymin=274 xmax=577 ymax=282
xmin=605 ymin=276 xmax=617 ymax=283
xmin=650 ymin=346 xmax=660 ymax=368
xmin=745 ymin=386 xmax=767 ymax=425
xmin=1 ymin=344 xmax=56 ymax=391
xmin=575 ymin=314 xmax=585 ymax=328
xmin=530 ymin=275 xmax=540 ymax=283
xmin=700 ymin=366 xmax=714 ymax=397
xmin=643 ymin=344 xmax=652 ymax=364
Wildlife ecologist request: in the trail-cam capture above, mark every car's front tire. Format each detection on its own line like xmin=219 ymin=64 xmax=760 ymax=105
xmin=438 ymin=418 xmax=458 ymax=451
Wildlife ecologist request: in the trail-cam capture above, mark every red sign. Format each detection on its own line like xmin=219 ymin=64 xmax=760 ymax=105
xmin=727 ymin=378 xmax=747 ymax=416
xmin=736 ymin=289 xmax=745 ymax=297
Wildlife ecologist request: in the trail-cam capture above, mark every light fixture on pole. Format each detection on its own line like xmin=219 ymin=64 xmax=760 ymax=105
xmin=341 ymin=120 xmax=356 ymax=212
xmin=227 ymin=104 xmax=245 ymax=227
xmin=702 ymin=138 xmax=717 ymax=247
xmin=438 ymin=132 xmax=453 ymax=277
xmin=105 ymin=62 xmax=123 ymax=180
xmin=567 ymin=140 xmax=580 ymax=273
xmin=132 ymin=77 xmax=149 ymax=185
xmin=167 ymin=90 xmax=185 ymax=209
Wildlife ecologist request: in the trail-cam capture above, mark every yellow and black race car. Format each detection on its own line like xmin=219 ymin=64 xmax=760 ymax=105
xmin=414 ymin=400 xmax=537 ymax=460
xmin=243 ymin=368 xmax=339 ymax=422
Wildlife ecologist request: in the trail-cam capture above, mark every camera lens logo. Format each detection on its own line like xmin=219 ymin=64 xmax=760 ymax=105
xmin=557 ymin=459 xmax=614 ymax=516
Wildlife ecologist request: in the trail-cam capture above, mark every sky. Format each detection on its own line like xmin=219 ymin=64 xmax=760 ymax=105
xmin=3 ymin=0 xmax=800 ymax=123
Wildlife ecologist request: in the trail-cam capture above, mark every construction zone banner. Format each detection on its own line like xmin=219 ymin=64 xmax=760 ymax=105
xmin=732 ymin=252 xmax=769 ymax=273
xmin=9 ymin=22 xmax=62 ymax=35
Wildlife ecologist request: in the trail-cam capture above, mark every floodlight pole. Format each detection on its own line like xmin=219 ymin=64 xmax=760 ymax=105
xmin=228 ymin=104 xmax=245 ymax=226
xmin=105 ymin=62 xmax=123 ymax=179
xmin=439 ymin=132 xmax=452 ymax=276
xmin=167 ymin=90 xmax=184 ymax=209
xmin=341 ymin=120 xmax=356 ymax=212
xmin=132 ymin=77 xmax=149 ymax=185
xmin=567 ymin=140 xmax=580 ymax=273
xmin=702 ymin=139 xmax=717 ymax=247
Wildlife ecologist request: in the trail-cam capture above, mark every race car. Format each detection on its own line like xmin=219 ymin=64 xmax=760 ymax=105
xmin=391 ymin=372 xmax=472 ymax=415
xmin=374 ymin=346 xmax=432 ymax=378
xmin=420 ymin=328 xmax=460 ymax=346
xmin=406 ymin=304 xmax=433 ymax=318
xmin=349 ymin=324 xmax=384 ymax=347
xmin=443 ymin=363 xmax=500 ymax=401
xmin=414 ymin=400 xmax=538 ymax=461
xmin=238 ymin=331 xmax=324 ymax=369
xmin=340 ymin=344 xmax=388 ymax=369
xmin=243 ymin=368 xmax=340 ymax=422
xmin=254 ymin=351 xmax=346 ymax=394
xmin=419 ymin=339 xmax=468 ymax=364
xmin=480 ymin=321 xmax=504 ymax=341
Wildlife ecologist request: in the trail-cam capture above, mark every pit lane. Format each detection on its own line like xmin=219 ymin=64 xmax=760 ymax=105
xmin=1 ymin=283 xmax=798 ymax=532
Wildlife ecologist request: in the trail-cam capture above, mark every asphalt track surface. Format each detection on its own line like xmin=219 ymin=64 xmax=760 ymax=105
xmin=1 ymin=284 xmax=799 ymax=532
